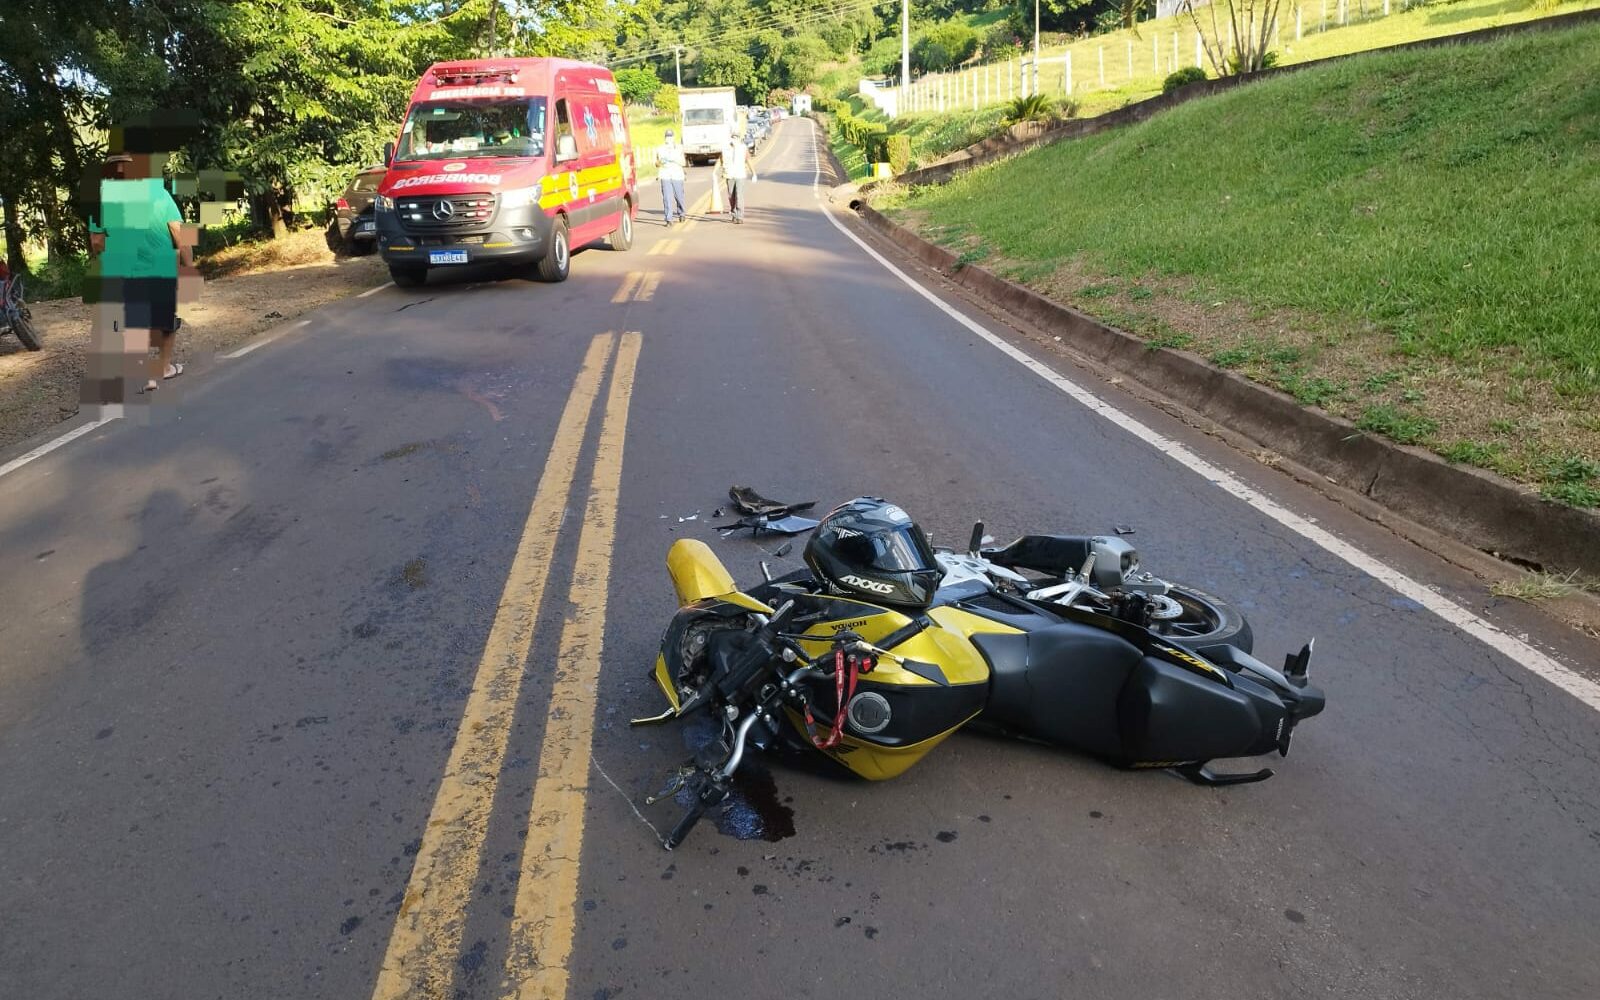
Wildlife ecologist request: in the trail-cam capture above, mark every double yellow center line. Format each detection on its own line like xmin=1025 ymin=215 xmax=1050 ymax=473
xmin=370 ymin=332 xmax=641 ymax=1000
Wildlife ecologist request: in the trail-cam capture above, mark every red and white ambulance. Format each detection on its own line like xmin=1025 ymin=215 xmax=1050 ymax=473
xmin=375 ymin=58 xmax=637 ymax=287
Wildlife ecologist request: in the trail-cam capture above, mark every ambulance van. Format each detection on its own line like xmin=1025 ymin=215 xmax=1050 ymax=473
xmin=375 ymin=58 xmax=637 ymax=287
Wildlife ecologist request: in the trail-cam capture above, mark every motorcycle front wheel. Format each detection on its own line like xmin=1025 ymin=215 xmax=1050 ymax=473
xmin=9 ymin=309 xmax=42 ymax=352
xmin=1151 ymin=584 xmax=1252 ymax=654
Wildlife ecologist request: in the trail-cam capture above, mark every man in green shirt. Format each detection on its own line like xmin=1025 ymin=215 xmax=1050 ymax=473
xmin=86 ymin=151 xmax=194 ymax=397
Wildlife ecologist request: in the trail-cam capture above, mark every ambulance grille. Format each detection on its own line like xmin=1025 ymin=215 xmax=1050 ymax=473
xmin=395 ymin=192 xmax=497 ymax=230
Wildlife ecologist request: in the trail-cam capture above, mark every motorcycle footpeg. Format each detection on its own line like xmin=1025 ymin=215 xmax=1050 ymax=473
xmin=630 ymin=706 xmax=678 ymax=727
xmin=1176 ymin=762 xmax=1275 ymax=787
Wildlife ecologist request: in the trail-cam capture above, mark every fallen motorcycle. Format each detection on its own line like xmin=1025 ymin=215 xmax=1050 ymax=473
xmin=635 ymin=497 xmax=1326 ymax=849
xmin=1 ymin=265 xmax=42 ymax=352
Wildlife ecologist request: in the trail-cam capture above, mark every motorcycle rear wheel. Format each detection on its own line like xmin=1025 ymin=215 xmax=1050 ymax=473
xmin=1151 ymin=584 xmax=1252 ymax=654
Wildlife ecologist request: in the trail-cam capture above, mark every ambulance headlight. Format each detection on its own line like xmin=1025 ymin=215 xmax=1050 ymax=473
xmin=373 ymin=194 xmax=394 ymax=213
xmin=499 ymin=186 xmax=540 ymax=209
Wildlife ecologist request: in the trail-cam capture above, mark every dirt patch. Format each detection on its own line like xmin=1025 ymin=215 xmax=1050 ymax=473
xmin=0 ymin=229 xmax=386 ymax=451
xmin=1014 ymin=255 xmax=1600 ymax=497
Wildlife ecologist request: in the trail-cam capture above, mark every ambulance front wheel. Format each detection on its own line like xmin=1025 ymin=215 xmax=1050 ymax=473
xmin=389 ymin=266 xmax=427 ymax=289
xmin=537 ymin=217 xmax=571 ymax=282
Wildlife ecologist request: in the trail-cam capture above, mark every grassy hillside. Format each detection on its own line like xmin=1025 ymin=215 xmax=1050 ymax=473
xmin=880 ymin=21 xmax=1600 ymax=505
xmin=907 ymin=0 xmax=1600 ymax=121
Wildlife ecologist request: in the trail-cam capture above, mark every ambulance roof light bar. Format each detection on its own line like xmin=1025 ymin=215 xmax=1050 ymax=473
xmin=430 ymin=64 xmax=521 ymax=86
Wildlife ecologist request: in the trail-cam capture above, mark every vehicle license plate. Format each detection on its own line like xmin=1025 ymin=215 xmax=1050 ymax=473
xmin=429 ymin=249 xmax=468 ymax=264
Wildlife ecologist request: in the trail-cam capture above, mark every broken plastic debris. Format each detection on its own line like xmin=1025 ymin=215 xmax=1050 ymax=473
xmin=714 ymin=514 xmax=819 ymax=536
xmin=1114 ymin=525 xmax=1135 ymax=535
xmin=728 ymin=485 xmax=817 ymax=520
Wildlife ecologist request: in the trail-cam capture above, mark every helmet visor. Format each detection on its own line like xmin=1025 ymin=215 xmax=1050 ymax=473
xmin=865 ymin=523 xmax=936 ymax=573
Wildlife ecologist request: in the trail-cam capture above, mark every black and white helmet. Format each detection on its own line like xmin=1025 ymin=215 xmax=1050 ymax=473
xmin=803 ymin=497 xmax=941 ymax=610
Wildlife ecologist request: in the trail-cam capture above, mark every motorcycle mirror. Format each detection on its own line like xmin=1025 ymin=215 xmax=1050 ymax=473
xmin=968 ymin=521 xmax=985 ymax=554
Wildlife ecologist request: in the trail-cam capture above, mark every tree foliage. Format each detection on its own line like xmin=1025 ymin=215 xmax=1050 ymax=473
xmin=0 ymin=0 xmax=642 ymax=272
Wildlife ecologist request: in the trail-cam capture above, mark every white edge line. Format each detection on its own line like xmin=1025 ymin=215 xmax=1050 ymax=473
xmin=0 ymin=415 xmax=120 ymax=479
xmin=358 ymin=281 xmax=394 ymax=299
xmin=222 ymin=319 xmax=312 ymax=360
xmin=808 ymin=128 xmax=1600 ymax=713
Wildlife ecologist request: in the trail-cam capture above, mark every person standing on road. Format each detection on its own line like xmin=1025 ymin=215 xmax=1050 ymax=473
xmin=655 ymin=129 xmax=687 ymax=227
xmin=83 ymin=146 xmax=196 ymax=397
xmin=719 ymin=131 xmax=756 ymax=225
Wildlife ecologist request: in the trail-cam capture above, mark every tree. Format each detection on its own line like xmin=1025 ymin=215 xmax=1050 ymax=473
xmin=913 ymin=22 xmax=978 ymax=73
xmin=616 ymin=66 xmax=663 ymax=104
xmin=697 ymin=47 xmax=755 ymax=90
xmin=1185 ymin=0 xmax=1284 ymax=75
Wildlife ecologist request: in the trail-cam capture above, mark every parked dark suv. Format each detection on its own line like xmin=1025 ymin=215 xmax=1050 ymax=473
xmin=327 ymin=164 xmax=386 ymax=255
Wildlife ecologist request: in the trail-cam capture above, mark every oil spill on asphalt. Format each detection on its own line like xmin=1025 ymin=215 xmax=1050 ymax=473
xmin=676 ymin=714 xmax=797 ymax=842
xmin=717 ymin=764 xmax=796 ymax=843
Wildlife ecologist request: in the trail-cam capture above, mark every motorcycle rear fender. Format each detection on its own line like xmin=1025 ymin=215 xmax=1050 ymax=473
xmin=667 ymin=539 xmax=773 ymax=613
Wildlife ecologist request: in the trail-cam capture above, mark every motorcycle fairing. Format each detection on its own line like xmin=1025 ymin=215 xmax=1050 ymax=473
xmin=667 ymin=539 xmax=773 ymax=613
xmin=780 ymin=707 xmax=975 ymax=781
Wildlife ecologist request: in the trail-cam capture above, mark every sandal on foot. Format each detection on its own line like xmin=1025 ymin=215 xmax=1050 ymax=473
xmin=163 ymin=362 xmax=185 ymax=380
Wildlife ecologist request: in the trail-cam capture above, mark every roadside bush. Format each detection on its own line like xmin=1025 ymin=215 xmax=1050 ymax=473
xmin=983 ymin=22 xmax=1024 ymax=60
xmin=887 ymin=134 xmax=912 ymax=175
xmin=1002 ymin=93 xmax=1057 ymax=127
xmin=1057 ymin=97 xmax=1081 ymax=119
xmin=655 ymin=84 xmax=679 ymax=116
xmin=616 ymin=67 xmax=662 ymax=105
xmin=913 ymin=23 xmax=978 ymax=73
xmin=1225 ymin=49 xmax=1280 ymax=74
xmin=1162 ymin=66 xmax=1208 ymax=94
xmin=25 ymin=252 xmax=91 ymax=300
xmin=862 ymin=123 xmax=890 ymax=164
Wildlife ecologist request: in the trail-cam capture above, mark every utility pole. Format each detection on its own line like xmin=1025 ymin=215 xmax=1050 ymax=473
xmin=901 ymin=1 xmax=911 ymax=117
xmin=674 ymin=46 xmax=682 ymax=89
xmin=1033 ymin=0 xmax=1041 ymax=95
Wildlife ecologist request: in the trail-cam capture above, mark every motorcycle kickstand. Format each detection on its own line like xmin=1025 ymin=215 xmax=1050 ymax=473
xmin=1176 ymin=762 xmax=1275 ymax=787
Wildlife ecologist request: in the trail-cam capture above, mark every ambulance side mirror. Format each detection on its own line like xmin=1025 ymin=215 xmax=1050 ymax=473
xmin=555 ymin=134 xmax=578 ymax=163
xmin=383 ymin=142 xmax=394 ymax=166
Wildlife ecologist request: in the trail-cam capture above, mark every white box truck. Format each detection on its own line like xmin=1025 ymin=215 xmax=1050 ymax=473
xmin=678 ymin=87 xmax=738 ymax=165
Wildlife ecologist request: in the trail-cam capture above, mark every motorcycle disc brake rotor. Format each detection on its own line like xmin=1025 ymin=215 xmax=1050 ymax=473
xmin=1145 ymin=594 xmax=1185 ymax=621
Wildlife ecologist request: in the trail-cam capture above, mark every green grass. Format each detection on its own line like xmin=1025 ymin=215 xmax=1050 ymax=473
xmin=884 ymin=20 xmax=1600 ymax=500
xmin=627 ymin=107 xmax=675 ymax=180
xmin=898 ymin=0 xmax=1600 ymax=122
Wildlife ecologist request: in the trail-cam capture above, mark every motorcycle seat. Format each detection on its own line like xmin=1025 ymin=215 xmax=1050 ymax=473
xmin=983 ymin=535 xmax=1101 ymax=577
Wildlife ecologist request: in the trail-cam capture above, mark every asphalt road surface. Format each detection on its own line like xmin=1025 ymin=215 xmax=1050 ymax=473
xmin=3 ymin=118 xmax=1599 ymax=1000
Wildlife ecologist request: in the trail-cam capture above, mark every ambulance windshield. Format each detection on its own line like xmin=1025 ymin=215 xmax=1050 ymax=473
xmin=396 ymin=97 xmax=548 ymax=161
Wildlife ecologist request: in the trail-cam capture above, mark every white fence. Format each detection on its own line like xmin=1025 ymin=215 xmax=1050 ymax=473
xmin=885 ymin=0 xmax=1433 ymax=116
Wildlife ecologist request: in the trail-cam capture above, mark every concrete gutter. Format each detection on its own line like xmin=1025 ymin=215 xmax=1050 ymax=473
xmin=852 ymin=202 xmax=1600 ymax=578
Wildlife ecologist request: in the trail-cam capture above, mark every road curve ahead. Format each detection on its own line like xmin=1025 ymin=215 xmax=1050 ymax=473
xmin=2 ymin=118 xmax=1598 ymax=1000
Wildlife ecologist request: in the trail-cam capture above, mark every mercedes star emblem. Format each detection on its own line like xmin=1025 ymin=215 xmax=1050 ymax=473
xmin=432 ymin=199 xmax=455 ymax=221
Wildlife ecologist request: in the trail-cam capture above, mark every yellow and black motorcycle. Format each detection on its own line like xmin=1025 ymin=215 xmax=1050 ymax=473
xmin=635 ymin=497 xmax=1326 ymax=849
